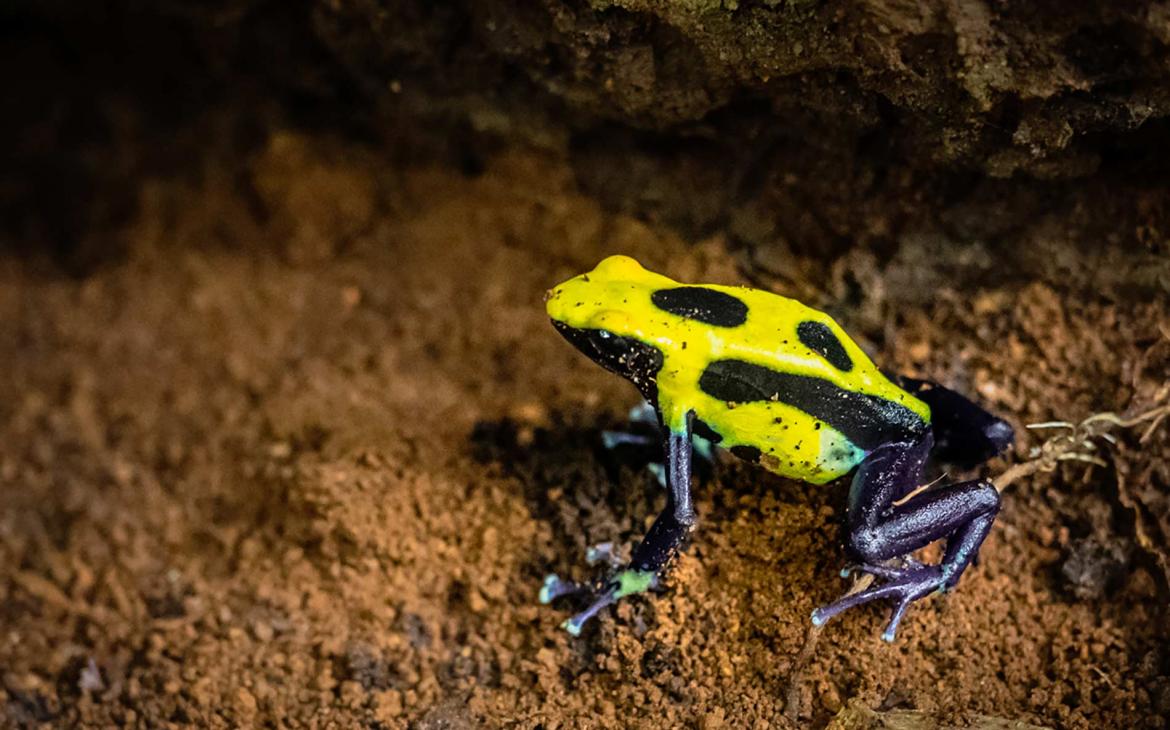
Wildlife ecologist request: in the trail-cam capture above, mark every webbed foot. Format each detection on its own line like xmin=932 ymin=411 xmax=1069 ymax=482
xmin=561 ymin=568 xmax=658 ymax=636
xmin=811 ymin=564 xmax=945 ymax=642
xmin=540 ymin=567 xmax=658 ymax=636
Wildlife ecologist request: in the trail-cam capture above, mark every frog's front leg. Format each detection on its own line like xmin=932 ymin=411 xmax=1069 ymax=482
xmin=545 ymin=410 xmax=697 ymax=636
xmin=602 ymin=401 xmax=715 ymax=486
xmin=811 ymin=432 xmax=1001 ymax=641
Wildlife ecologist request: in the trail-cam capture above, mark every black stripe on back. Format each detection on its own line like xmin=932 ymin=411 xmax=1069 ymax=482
xmin=697 ymin=359 xmax=925 ymax=450
xmin=650 ymin=287 xmax=748 ymax=327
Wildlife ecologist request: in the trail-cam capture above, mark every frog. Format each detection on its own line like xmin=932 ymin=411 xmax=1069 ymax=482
xmin=539 ymin=255 xmax=1014 ymax=641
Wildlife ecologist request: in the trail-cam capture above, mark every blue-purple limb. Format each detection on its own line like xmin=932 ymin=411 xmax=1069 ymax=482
xmin=839 ymin=559 xmax=924 ymax=581
xmin=602 ymin=401 xmax=715 ymax=488
xmin=601 ymin=431 xmax=657 ymax=450
xmin=539 ymin=574 xmax=582 ymax=604
xmin=811 ymin=431 xmax=1002 ymax=641
xmin=540 ymin=545 xmax=621 ymax=604
xmin=555 ymin=412 xmax=697 ymax=636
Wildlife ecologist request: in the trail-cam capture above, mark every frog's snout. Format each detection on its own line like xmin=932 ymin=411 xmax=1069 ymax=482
xmin=545 ymin=284 xmax=570 ymax=322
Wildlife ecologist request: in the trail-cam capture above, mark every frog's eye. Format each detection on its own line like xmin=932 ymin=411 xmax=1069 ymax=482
xmin=797 ymin=321 xmax=853 ymax=371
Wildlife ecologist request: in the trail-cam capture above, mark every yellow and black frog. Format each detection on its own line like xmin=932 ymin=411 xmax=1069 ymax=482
xmin=540 ymin=255 xmax=1013 ymax=641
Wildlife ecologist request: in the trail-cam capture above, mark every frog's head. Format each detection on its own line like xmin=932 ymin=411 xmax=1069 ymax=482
xmin=545 ymin=255 xmax=670 ymax=398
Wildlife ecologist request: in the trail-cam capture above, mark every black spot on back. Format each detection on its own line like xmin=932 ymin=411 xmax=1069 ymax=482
xmin=797 ymin=320 xmax=853 ymax=371
xmin=651 ymin=287 xmax=748 ymax=327
xmin=697 ymin=359 xmax=925 ymax=450
xmin=729 ymin=445 xmax=761 ymax=463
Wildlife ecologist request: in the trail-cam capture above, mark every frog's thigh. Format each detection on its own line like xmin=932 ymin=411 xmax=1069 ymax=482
xmin=845 ymin=433 xmax=1000 ymax=572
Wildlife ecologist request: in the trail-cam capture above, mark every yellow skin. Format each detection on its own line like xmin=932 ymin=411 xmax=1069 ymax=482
xmin=546 ymin=255 xmax=931 ymax=483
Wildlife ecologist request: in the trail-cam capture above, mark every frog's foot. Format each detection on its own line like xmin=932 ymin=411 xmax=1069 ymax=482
xmin=811 ymin=564 xmax=944 ymax=643
xmin=839 ymin=557 xmax=925 ymax=581
xmin=539 ymin=540 xmax=624 ymax=605
xmin=560 ymin=568 xmax=658 ymax=637
xmin=547 ymin=422 xmax=696 ymax=637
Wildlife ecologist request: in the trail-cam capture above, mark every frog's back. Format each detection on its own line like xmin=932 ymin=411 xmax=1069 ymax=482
xmin=651 ymin=281 xmax=931 ymax=484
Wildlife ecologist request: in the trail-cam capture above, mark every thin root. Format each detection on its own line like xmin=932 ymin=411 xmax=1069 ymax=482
xmin=994 ymin=402 xmax=1170 ymax=492
xmin=785 ymin=573 xmax=875 ymax=722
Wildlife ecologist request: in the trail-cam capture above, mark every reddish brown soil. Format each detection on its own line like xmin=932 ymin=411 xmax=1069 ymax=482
xmin=1 ymin=133 xmax=1167 ymax=728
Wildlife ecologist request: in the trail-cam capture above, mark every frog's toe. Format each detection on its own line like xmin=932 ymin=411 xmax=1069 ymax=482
xmin=539 ymin=573 xmax=583 ymax=604
xmin=558 ymin=582 xmax=618 ymax=636
xmin=881 ymin=599 xmax=914 ymax=643
xmin=601 ymin=430 xmax=657 ymax=450
xmin=840 ymin=558 xmax=916 ymax=580
xmin=585 ymin=541 xmax=619 ymax=567
xmin=562 ymin=597 xmax=612 ymax=636
xmin=812 ymin=564 xmax=944 ymax=640
xmin=858 ymin=559 xmax=926 ymax=581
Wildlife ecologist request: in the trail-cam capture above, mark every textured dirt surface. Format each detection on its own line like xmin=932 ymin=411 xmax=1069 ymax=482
xmin=1 ymin=133 xmax=1168 ymax=728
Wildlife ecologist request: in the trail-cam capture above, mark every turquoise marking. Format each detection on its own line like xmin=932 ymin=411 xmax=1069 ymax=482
xmin=562 ymin=617 xmax=583 ymax=636
xmin=692 ymin=434 xmax=715 ymax=462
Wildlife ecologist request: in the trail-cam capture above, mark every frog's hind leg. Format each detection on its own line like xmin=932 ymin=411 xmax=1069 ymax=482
xmin=556 ymin=413 xmax=697 ymax=636
xmin=811 ymin=432 xmax=1001 ymax=641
